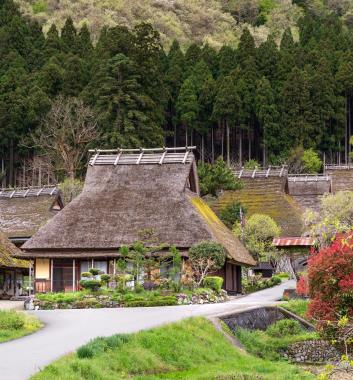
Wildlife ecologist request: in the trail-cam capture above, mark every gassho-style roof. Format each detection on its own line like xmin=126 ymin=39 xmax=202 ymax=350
xmin=19 ymin=147 xmax=255 ymax=266
xmin=0 ymin=186 xmax=63 ymax=239
xmin=0 ymin=231 xmax=28 ymax=268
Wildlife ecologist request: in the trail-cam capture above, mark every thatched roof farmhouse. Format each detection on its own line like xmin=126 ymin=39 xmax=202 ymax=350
xmin=0 ymin=186 xmax=63 ymax=245
xmin=17 ymin=148 xmax=254 ymax=294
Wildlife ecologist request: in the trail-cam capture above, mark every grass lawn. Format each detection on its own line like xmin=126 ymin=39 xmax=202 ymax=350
xmin=281 ymin=299 xmax=309 ymax=320
xmin=31 ymin=317 xmax=314 ymax=380
xmin=0 ymin=310 xmax=43 ymax=343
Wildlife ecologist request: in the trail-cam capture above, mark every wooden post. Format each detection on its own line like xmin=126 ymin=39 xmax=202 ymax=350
xmin=50 ymin=259 xmax=53 ymax=292
xmin=29 ymin=261 xmax=32 ymax=295
xmin=113 ymin=259 xmax=116 ymax=275
xmin=73 ymin=259 xmax=76 ymax=292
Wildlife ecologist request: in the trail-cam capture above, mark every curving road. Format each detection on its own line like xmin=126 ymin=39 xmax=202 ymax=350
xmin=0 ymin=280 xmax=295 ymax=380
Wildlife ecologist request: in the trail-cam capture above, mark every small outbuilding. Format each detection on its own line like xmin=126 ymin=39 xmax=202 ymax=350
xmin=0 ymin=231 xmax=29 ymax=298
xmin=17 ymin=148 xmax=255 ymax=294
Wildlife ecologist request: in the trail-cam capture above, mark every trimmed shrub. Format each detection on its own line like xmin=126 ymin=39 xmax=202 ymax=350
xmin=267 ymin=319 xmax=303 ymax=338
xmin=80 ymin=279 xmax=102 ymax=292
xmin=203 ymin=276 xmax=224 ymax=292
xmin=124 ymin=296 xmax=177 ymax=307
xmin=89 ymin=268 xmax=101 ymax=276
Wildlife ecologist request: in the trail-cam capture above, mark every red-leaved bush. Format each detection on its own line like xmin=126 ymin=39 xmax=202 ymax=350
xmin=296 ymin=274 xmax=309 ymax=297
xmin=307 ymin=232 xmax=353 ymax=324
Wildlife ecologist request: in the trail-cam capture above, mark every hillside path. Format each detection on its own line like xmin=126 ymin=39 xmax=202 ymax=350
xmin=0 ymin=280 xmax=295 ymax=380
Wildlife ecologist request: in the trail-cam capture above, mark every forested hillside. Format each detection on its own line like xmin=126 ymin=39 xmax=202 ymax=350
xmin=1 ymin=0 xmax=353 ymax=187
xmin=17 ymin=0 xmax=303 ymax=48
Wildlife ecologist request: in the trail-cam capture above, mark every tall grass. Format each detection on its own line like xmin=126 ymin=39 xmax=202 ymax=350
xmin=0 ymin=310 xmax=42 ymax=343
xmin=31 ymin=317 xmax=314 ymax=380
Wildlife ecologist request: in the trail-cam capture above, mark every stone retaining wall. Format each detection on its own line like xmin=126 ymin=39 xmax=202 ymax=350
xmin=284 ymin=340 xmax=341 ymax=363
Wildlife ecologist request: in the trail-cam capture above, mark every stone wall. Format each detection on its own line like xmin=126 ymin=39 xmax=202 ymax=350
xmin=284 ymin=340 xmax=341 ymax=363
xmin=221 ymin=306 xmax=313 ymax=332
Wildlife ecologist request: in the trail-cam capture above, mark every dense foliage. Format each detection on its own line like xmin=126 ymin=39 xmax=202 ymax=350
xmin=198 ymin=158 xmax=242 ymax=196
xmin=2 ymin=0 xmax=353 ymax=185
xmin=219 ymin=201 xmax=245 ymax=228
xmin=304 ymin=190 xmax=353 ymax=246
xmin=188 ymin=241 xmax=226 ymax=285
xmin=234 ymin=213 xmax=281 ymax=261
xmin=307 ymin=231 xmax=353 ymax=324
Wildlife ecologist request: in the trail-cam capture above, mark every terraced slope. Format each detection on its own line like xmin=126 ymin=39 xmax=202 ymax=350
xmin=212 ymin=177 xmax=304 ymax=236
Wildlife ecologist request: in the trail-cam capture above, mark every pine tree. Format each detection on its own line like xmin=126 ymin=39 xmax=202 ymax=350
xmin=281 ymin=67 xmax=314 ymax=151
xmin=61 ymin=17 xmax=77 ymax=52
xmin=218 ymin=46 xmax=236 ymax=77
xmin=176 ymin=78 xmax=199 ymax=146
xmin=212 ymin=75 xmax=241 ymax=165
xmin=255 ymin=77 xmax=280 ymax=165
xmin=92 ymin=53 xmax=164 ymax=147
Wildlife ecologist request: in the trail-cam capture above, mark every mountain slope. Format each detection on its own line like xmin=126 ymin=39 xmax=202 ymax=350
xmin=17 ymin=0 xmax=302 ymax=48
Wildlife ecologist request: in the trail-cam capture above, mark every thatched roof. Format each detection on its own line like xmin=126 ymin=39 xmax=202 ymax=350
xmin=19 ymin=149 xmax=254 ymax=266
xmin=0 ymin=231 xmax=28 ymax=268
xmin=213 ymin=177 xmax=304 ymax=236
xmin=0 ymin=186 xmax=63 ymax=238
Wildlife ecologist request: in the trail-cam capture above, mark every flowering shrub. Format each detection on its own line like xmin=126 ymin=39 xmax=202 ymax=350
xmin=296 ymin=274 xmax=309 ymax=297
xmin=307 ymin=232 xmax=353 ymax=326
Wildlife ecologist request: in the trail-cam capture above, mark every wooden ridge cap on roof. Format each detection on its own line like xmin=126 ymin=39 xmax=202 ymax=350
xmin=0 ymin=185 xmax=58 ymax=199
xmin=88 ymin=146 xmax=197 ymax=166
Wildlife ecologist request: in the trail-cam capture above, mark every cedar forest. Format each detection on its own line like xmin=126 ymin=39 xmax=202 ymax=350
xmin=1 ymin=0 xmax=353 ymax=186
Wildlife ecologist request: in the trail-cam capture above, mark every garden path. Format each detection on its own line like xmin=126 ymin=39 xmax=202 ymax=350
xmin=0 ymin=280 xmax=295 ymax=380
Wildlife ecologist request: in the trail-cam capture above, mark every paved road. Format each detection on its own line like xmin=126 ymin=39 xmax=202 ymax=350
xmin=0 ymin=280 xmax=295 ymax=380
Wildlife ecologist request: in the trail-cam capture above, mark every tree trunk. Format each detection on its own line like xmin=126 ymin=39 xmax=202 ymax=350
xmin=226 ymin=120 xmax=230 ymax=166
xmin=345 ymin=95 xmax=348 ymax=164
xmin=221 ymin=120 xmax=224 ymax=159
xmin=185 ymin=124 xmax=188 ymax=146
xmin=248 ymin=127 xmax=251 ymax=161
xmin=1 ymin=156 xmax=5 ymax=188
xmin=201 ymin=134 xmax=204 ymax=163
xmin=239 ymin=128 xmax=243 ymax=167
xmin=9 ymin=139 xmax=14 ymax=187
xmin=211 ymin=126 xmax=215 ymax=163
xmin=173 ymin=122 xmax=177 ymax=148
xmin=263 ymin=142 xmax=266 ymax=167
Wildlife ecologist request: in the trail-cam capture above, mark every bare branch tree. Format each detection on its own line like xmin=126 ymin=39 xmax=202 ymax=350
xmin=28 ymin=96 xmax=100 ymax=179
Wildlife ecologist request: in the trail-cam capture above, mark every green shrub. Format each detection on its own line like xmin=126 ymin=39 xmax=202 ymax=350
xmin=266 ymin=319 xmax=303 ymax=338
xmin=100 ymin=274 xmax=111 ymax=286
xmin=77 ymin=345 xmax=94 ymax=359
xmin=124 ymin=296 xmax=177 ymax=307
xmin=81 ymin=272 xmax=92 ymax=278
xmin=89 ymin=268 xmax=101 ymax=276
xmin=269 ymin=276 xmax=282 ymax=285
xmin=80 ymin=279 xmax=102 ymax=292
xmin=203 ymin=276 xmax=224 ymax=292
xmin=32 ymin=0 xmax=47 ymax=14
xmin=0 ymin=310 xmax=25 ymax=330
xmin=198 ymin=157 xmax=242 ymax=196
xmin=219 ymin=202 xmax=245 ymax=228
xmin=276 ymin=273 xmax=290 ymax=279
